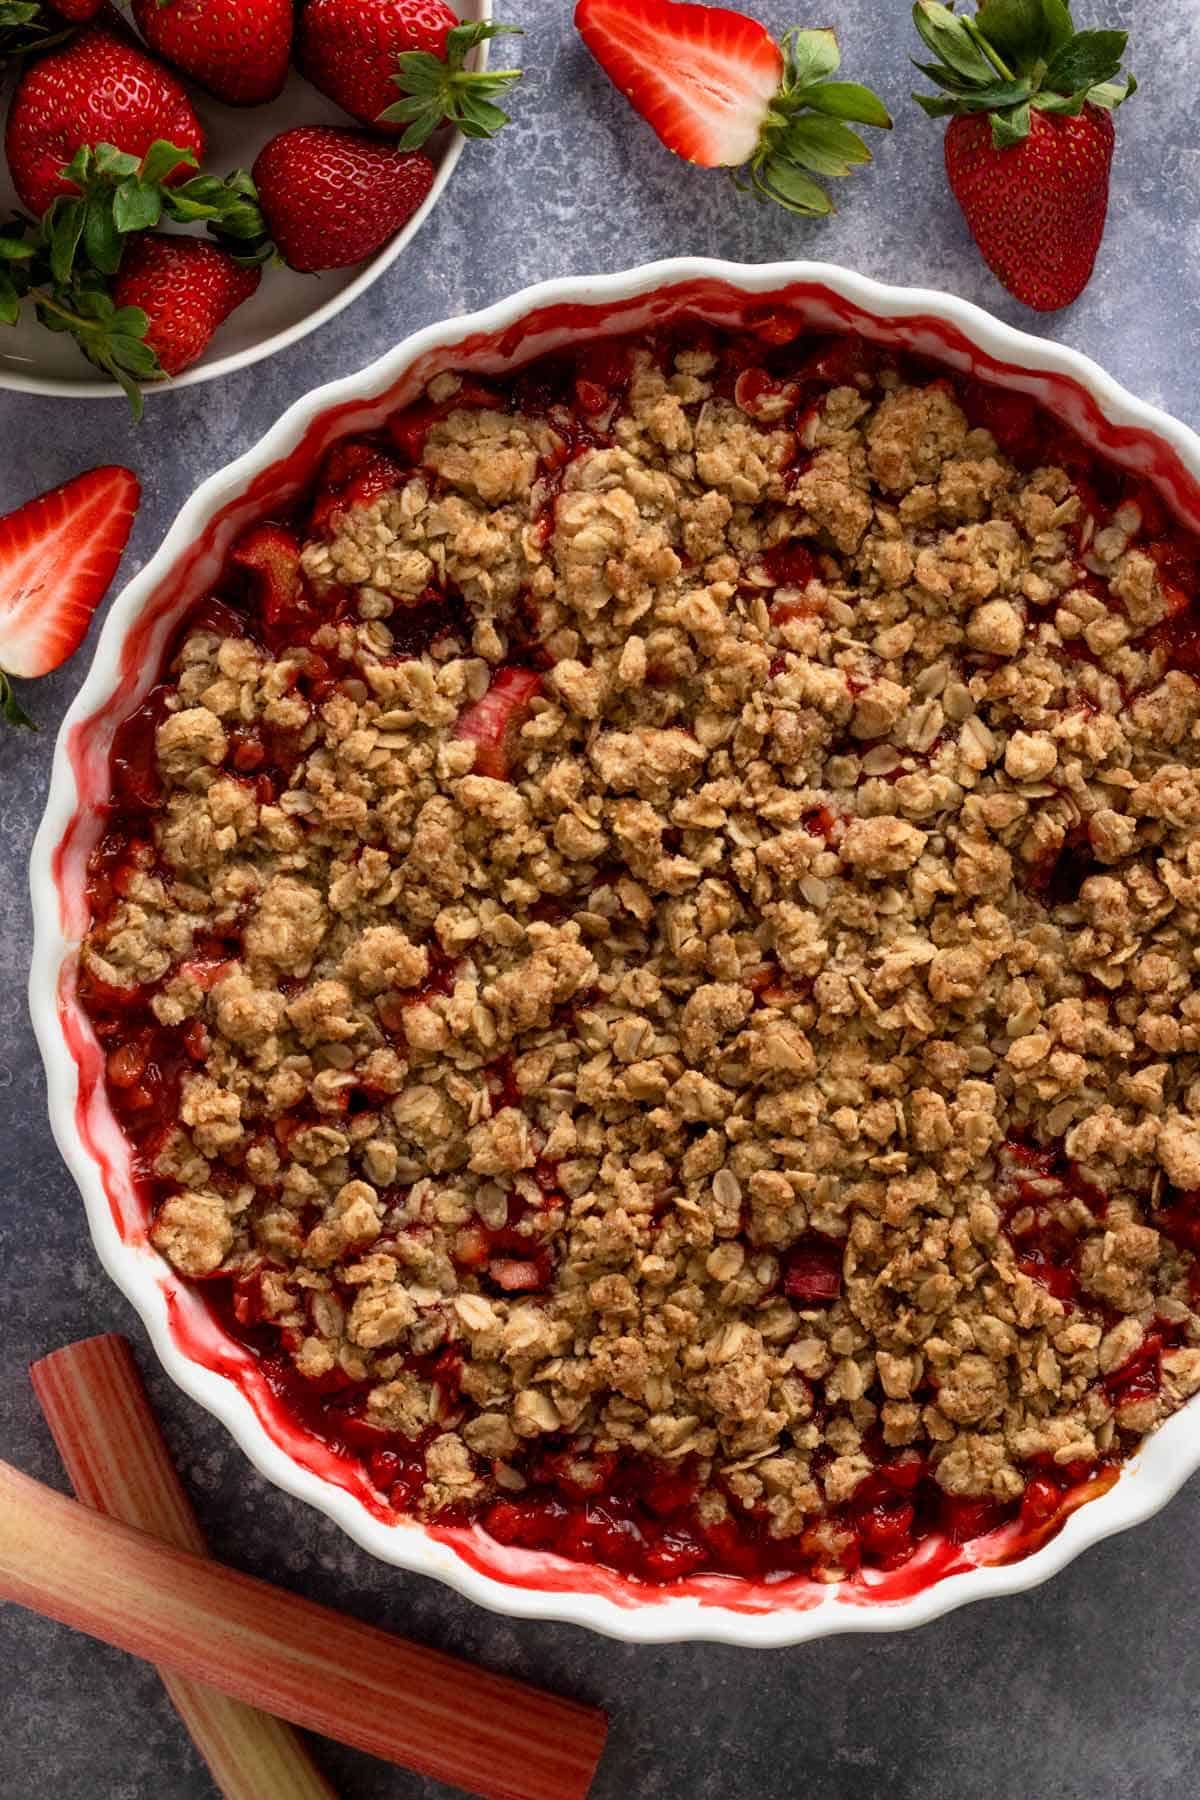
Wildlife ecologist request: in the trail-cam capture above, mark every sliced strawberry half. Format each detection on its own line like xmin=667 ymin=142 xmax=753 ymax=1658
xmin=0 ymin=465 xmax=139 ymax=728
xmin=574 ymin=2 xmax=890 ymax=214
xmin=454 ymin=667 xmax=542 ymax=779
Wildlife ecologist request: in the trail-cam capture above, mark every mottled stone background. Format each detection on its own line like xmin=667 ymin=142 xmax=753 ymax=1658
xmin=2 ymin=2 xmax=1198 ymax=1796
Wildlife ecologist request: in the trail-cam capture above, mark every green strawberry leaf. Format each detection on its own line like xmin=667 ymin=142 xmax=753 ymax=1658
xmin=784 ymin=28 xmax=842 ymax=87
xmin=990 ymin=100 xmax=1032 ymax=146
xmin=1086 ymin=74 xmax=1137 ymax=110
xmin=750 ymin=158 xmax=835 ymax=216
xmin=0 ymin=670 xmax=36 ymax=731
xmin=1039 ymin=0 xmax=1075 ymax=54
xmin=912 ymin=3 xmax=996 ymax=84
xmin=976 ymin=0 xmax=1051 ymax=63
xmin=784 ymin=115 xmax=874 ymax=178
xmin=379 ymin=19 xmax=523 ymax=144
xmin=83 ymin=194 xmax=123 ymax=275
xmin=913 ymin=91 xmax=964 ymax=118
xmin=48 ymin=198 xmax=85 ymax=286
xmin=802 ymin=81 xmax=893 ymax=128
xmin=1044 ymin=29 xmax=1127 ymax=96
xmin=140 ymin=138 xmax=197 ymax=185
xmin=0 ymin=270 xmax=20 ymax=326
xmin=113 ymin=176 xmax=164 ymax=235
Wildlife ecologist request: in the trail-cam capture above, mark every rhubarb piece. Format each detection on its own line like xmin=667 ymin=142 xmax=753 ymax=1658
xmin=454 ymin=667 xmax=542 ymax=779
xmin=31 ymin=1335 xmax=335 ymax=1800
xmin=0 ymin=1458 xmax=607 ymax=1800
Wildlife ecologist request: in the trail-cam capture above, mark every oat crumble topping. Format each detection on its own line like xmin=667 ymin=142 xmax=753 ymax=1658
xmin=80 ymin=323 xmax=1200 ymax=1584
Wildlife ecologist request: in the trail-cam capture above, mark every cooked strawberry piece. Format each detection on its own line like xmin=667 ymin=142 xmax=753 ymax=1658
xmin=110 ymin=685 xmax=172 ymax=809
xmin=640 ymin=1530 xmax=711 ymax=1581
xmin=0 ymin=465 xmax=138 ymax=725
xmin=386 ymin=382 xmax=500 ymax=465
xmin=309 ymin=441 xmax=406 ymax=536
xmin=856 ymin=1497 xmax=916 ymax=1564
xmin=1019 ymin=1474 xmax=1065 ymax=1530
xmin=939 ymin=1494 xmax=1007 ymax=1544
xmin=573 ymin=339 xmax=632 ymax=414
xmin=484 ymin=1496 xmax=569 ymax=1551
xmin=454 ymin=666 xmax=542 ymax=779
xmin=747 ymin=308 xmax=805 ymax=347
xmin=1103 ymin=1332 xmax=1163 ymax=1405
xmin=781 ymin=1236 xmax=843 ymax=1302
xmin=957 ymin=379 xmax=1041 ymax=463
xmin=879 ymin=1449 xmax=927 ymax=1492
xmin=230 ymin=523 xmax=308 ymax=633
xmin=1015 ymin=1251 xmax=1078 ymax=1305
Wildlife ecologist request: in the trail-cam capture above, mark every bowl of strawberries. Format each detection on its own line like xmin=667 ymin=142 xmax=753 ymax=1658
xmin=0 ymin=0 xmax=521 ymax=412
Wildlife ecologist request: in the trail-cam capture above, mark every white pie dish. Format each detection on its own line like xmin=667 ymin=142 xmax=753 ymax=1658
xmin=29 ymin=257 xmax=1200 ymax=1645
xmin=0 ymin=0 xmax=490 ymax=399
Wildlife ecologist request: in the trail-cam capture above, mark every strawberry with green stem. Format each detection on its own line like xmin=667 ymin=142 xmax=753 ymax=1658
xmin=912 ymin=0 xmax=1136 ymax=310
xmin=574 ymin=0 xmax=891 ymax=216
xmin=5 ymin=22 xmax=204 ymax=216
xmin=297 ymin=3 xmax=523 ymax=145
xmin=0 ymin=138 xmax=268 ymax=412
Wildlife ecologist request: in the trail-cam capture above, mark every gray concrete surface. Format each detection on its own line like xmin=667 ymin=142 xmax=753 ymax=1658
xmin=2 ymin=2 xmax=1197 ymax=1796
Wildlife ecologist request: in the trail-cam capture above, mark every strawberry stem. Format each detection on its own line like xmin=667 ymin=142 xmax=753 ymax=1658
xmin=378 ymin=21 xmax=523 ymax=149
xmin=746 ymin=28 xmax=892 ymax=217
xmin=0 ymin=668 xmax=36 ymax=730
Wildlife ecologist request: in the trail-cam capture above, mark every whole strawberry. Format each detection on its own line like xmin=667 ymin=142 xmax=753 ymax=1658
xmin=112 ymin=233 xmax=260 ymax=374
xmin=912 ymin=0 xmax=1136 ymax=311
xmin=297 ymin=2 xmax=522 ymax=145
xmin=5 ymin=25 xmax=203 ymax=216
xmin=131 ymin=0 xmax=293 ymax=107
xmin=252 ymin=126 xmax=434 ymax=272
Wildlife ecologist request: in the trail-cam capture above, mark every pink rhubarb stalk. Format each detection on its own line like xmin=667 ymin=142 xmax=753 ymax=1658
xmin=0 ymin=1455 xmax=607 ymax=1800
xmin=31 ymin=1334 xmax=336 ymax=1800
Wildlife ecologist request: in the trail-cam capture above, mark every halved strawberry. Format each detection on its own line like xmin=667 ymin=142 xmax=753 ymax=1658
xmin=0 ymin=465 xmax=139 ymax=728
xmin=454 ymin=667 xmax=542 ymax=779
xmin=574 ymin=2 xmax=891 ymax=214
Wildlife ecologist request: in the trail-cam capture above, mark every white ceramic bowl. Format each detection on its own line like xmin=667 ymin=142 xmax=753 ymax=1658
xmin=30 ymin=259 xmax=1200 ymax=1645
xmin=0 ymin=0 xmax=490 ymax=399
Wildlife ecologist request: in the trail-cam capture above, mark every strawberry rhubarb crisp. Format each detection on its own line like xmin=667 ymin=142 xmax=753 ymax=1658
xmin=79 ymin=321 xmax=1200 ymax=1585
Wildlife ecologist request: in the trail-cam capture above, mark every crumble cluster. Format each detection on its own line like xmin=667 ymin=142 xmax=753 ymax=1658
xmin=83 ymin=340 xmax=1200 ymax=1561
